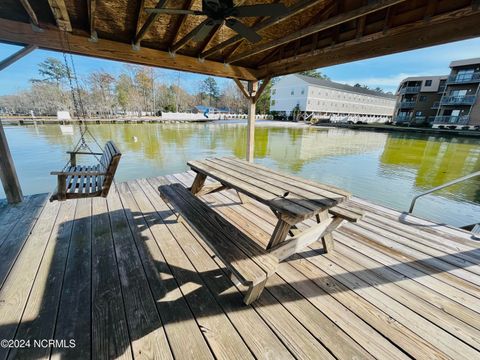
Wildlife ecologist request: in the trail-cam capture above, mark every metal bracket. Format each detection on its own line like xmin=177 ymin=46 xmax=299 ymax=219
xmin=89 ymin=31 xmax=98 ymax=43
xmin=131 ymin=42 xmax=140 ymax=51
xmin=31 ymin=23 xmax=44 ymax=33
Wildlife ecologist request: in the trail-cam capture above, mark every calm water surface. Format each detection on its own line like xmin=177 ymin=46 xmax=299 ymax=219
xmin=3 ymin=121 xmax=480 ymax=227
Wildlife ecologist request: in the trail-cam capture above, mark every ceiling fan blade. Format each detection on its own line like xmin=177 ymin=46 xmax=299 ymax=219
xmin=225 ymin=19 xmax=261 ymax=43
xmin=193 ymin=20 xmax=217 ymax=42
xmin=145 ymin=8 xmax=204 ymax=16
xmin=232 ymin=4 xmax=289 ymax=18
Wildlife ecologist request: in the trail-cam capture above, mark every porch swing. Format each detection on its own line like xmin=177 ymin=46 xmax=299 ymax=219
xmin=49 ymin=31 xmax=121 ymax=202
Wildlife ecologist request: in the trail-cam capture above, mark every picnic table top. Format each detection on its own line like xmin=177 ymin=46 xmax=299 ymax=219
xmin=187 ymin=157 xmax=350 ymax=221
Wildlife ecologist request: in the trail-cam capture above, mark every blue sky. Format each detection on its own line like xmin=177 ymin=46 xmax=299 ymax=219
xmin=1 ymin=37 xmax=479 ymax=95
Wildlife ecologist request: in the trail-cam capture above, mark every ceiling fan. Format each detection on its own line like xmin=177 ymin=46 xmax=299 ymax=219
xmin=145 ymin=0 xmax=289 ymax=44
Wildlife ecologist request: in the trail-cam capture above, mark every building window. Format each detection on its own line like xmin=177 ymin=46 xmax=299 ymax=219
xmin=419 ymin=95 xmax=427 ymax=102
xmin=425 ymin=80 xmax=432 ymax=86
xmin=301 ymin=89 xmax=305 ymax=95
xmin=415 ymin=111 xmax=423 ymax=116
xmin=271 ymin=100 xmax=275 ymax=106
xmin=272 ymin=89 xmax=276 ymax=95
xmin=291 ymin=90 xmax=295 ymax=95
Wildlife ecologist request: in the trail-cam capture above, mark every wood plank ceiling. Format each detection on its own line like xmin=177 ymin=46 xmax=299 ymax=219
xmin=0 ymin=0 xmax=479 ymax=80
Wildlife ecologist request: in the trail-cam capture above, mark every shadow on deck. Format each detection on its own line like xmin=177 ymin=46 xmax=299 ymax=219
xmin=0 ymin=172 xmax=479 ymax=359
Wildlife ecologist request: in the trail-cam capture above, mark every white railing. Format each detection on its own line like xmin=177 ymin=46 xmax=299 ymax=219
xmin=409 ymin=171 xmax=480 ymax=213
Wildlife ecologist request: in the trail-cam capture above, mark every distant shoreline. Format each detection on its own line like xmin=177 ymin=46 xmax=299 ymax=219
xmin=313 ymin=123 xmax=480 ymax=138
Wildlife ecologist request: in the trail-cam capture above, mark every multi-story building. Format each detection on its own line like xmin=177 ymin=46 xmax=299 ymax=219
xmin=394 ymin=58 xmax=480 ymax=129
xmin=433 ymin=58 xmax=480 ymax=129
xmin=394 ymin=76 xmax=447 ymax=126
xmin=270 ymin=74 xmax=396 ymax=123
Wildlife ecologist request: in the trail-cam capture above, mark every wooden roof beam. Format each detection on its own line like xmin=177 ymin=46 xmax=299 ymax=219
xmin=0 ymin=44 xmax=37 ymax=71
xmin=171 ymin=19 xmax=210 ymax=54
xmin=170 ymin=0 xmax=196 ymax=47
xmin=47 ymin=0 xmax=72 ymax=32
xmin=228 ymin=0 xmax=407 ymax=64
xmin=0 ymin=18 xmax=258 ymax=81
xmin=257 ymin=5 xmax=480 ymax=78
xmin=196 ymin=25 xmax=221 ymax=57
xmin=199 ymin=0 xmax=321 ymax=59
xmin=88 ymin=0 xmax=97 ymax=41
xmin=251 ymin=0 xmax=338 ymax=66
xmin=223 ymin=0 xmax=280 ymax=60
xmin=134 ymin=0 xmax=168 ymax=48
xmin=18 ymin=0 xmax=39 ymax=27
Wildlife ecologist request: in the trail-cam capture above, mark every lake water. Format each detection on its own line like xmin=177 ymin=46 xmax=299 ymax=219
xmin=3 ymin=120 xmax=480 ymax=227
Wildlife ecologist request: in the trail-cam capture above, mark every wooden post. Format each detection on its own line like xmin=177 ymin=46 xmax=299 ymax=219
xmin=0 ymin=121 xmax=23 ymax=203
xmin=246 ymin=82 xmax=257 ymax=162
xmin=0 ymin=45 xmax=37 ymax=203
xmin=234 ymin=78 xmax=271 ymax=163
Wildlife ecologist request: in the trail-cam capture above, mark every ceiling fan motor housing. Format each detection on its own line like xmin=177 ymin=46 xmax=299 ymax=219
xmin=203 ymin=0 xmax=234 ymax=19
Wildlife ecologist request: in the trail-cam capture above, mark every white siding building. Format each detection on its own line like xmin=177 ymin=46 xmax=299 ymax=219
xmin=270 ymin=74 xmax=396 ymax=123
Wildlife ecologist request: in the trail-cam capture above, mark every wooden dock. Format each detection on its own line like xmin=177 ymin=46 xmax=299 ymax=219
xmin=1 ymin=171 xmax=479 ymax=359
xmin=0 ymin=117 xmax=215 ymax=126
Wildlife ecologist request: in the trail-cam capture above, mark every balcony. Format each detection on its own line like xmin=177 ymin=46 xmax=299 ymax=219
xmin=431 ymin=102 xmax=440 ymax=109
xmin=440 ymin=95 xmax=476 ymax=106
xmin=394 ymin=115 xmax=411 ymax=123
xmin=398 ymin=100 xmax=416 ymax=109
xmin=433 ymin=115 xmax=470 ymax=125
xmin=398 ymin=86 xmax=421 ymax=94
xmin=447 ymin=73 xmax=480 ymax=84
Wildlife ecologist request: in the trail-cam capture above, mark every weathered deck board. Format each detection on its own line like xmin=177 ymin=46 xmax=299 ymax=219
xmin=0 ymin=172 xmax=479 ymax=359
xmin=9 ymin=200 xmax=76 ymax=360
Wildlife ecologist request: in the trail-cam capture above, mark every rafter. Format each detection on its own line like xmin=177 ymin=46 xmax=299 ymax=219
xmin=134 ymin=0 xmax=168 ymax=47
xmin=228 ymin=0 xmax=406 ymax=64
xmin=424 ymin=0 xmax=438 ymax=21
xmin=134 ymin=0 xmax=146 ymax=36
xmin=196 ymin=24 xmax=221 ymax=56
xmin=255 ymin=0 xmax=337 ymax=67
xmin=199 ymin=0 xmax=321 ymax=59
xmin=47 ymin=0 xmax=72 ymax=31
xmin=382 ymin=5 xmax=394 ymax=33
xmin=0 ymin=18 xmax=258 ymax=80
xmin=88 ymin=0 xmax=97 ymax=40
xmin=171 ymin=19 xmax=211 ymax=53
xmin=170 ymin=0 xmax=196 ymax=47
xmin=18 ymin=0 xmax=39 ymax=27
xmin=257 ymin=5 xmax=480 ymax=78
xmin=223 ymin=0 xmax=281 ymax=60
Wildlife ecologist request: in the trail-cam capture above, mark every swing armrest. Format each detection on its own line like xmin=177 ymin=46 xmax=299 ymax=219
xmin=51 ymin=171 xmax=107 ymax=176
xmin=66 ymin=151 xmax=103 ymax=155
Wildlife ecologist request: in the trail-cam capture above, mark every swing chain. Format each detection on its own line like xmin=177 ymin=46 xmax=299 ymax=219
xmin=58 ymin=30 xmax=104 ymax=169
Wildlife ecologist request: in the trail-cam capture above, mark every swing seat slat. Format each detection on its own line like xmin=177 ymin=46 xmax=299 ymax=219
xmin=50 ymin=141 xmax=121 ymax=202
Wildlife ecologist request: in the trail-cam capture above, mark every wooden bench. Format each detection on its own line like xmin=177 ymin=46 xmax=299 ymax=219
xmin=50 ymin=141 xmax=121 ymax=202
xmin=329 ymin=202 xmax=364 ymax=223
xmin=159 ymin=181 xmax=278 ymax=305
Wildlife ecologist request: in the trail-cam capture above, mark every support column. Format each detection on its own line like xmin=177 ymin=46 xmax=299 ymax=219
xmin=0 ymin=121 xmax=23 ymax=203
xmin=0 ymin=44 xmax=36 ymax=203
xmin=235 ymin=78 xmax=273 ymax=163
xmin=246 ymin=80 xmax=258 ymax=162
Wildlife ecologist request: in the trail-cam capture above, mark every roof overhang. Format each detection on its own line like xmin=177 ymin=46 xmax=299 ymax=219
xmin=0 ymin=0 xmax=479 ymax=81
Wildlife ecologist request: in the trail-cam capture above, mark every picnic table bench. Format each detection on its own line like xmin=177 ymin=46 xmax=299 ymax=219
xmin=159 ymin=157 xmax=363 ymax=304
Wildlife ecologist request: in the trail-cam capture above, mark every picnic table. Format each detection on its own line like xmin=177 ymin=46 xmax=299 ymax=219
xmin=187 ymin=157 xmax=356 ymax=261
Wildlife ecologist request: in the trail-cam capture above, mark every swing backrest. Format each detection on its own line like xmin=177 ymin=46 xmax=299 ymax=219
xmin=99 ymin=141 xmax=121 ymax=197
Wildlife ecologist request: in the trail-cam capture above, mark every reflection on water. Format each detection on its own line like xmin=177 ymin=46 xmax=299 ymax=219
xmin=4 ymin=121 xmax=480 ymax=227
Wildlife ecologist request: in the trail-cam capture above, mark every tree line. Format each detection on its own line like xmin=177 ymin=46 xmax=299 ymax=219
xmin=0 ymin=58 xmax=389 ymax=118
xmin=0 ymin=57 xmax=261 ymax=117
